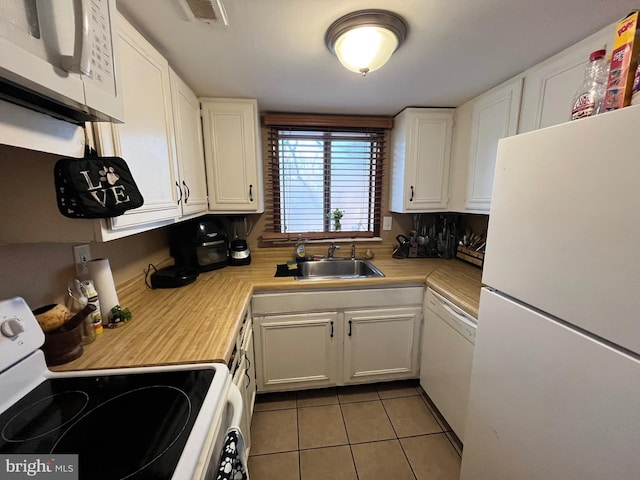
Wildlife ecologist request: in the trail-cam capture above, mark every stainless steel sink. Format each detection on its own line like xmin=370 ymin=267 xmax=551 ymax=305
xmin=295 ymin=258 xmax=385 ymax=280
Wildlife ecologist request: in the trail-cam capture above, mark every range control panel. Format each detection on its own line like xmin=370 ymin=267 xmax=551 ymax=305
xmin=0 ymin=297 xmax=44 ymax=372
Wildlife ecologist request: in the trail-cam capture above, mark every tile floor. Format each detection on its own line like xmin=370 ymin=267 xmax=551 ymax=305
xmin=247 ymin=380 xmax=462 ymax=480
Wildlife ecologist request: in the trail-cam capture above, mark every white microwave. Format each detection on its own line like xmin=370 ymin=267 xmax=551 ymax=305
xmin=0 ymin=0 xmax=124 ymax=124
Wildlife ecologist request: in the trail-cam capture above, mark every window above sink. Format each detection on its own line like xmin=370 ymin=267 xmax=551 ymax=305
xmin=262 ymin=113 xmax=393 ymax=243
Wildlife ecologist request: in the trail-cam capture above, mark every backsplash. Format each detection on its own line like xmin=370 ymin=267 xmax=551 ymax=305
xmin=0 ymin=229 xmax=169 ymax=308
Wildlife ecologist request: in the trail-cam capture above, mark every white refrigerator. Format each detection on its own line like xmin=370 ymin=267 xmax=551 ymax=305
xmin=460 ymin=105 xmax=640 ymax=480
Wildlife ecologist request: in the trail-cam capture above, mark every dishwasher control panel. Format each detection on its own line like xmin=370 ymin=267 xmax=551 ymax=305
xmin=425 ymin=289 xmax=477 ymax=344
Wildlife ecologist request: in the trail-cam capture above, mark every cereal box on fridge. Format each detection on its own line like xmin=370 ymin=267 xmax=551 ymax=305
xmin=603 ymin=11 xmax=640 ymax=111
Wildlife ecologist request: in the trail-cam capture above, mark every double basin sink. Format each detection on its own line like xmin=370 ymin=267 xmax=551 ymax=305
xmin=295 ymin=258 xmax=385 ymax=280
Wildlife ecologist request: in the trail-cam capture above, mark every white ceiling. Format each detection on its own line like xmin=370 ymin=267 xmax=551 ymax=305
xmin=116 ymin=0 xmax=637 ymax=116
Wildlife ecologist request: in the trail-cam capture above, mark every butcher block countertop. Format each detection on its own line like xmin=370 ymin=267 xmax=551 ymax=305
xmin=52 ymin=246 xmax=482 ymax=372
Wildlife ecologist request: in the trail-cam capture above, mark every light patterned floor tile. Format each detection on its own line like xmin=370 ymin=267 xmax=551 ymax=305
xmin=401 ymin=434 xmax=461 ymax=480
xmin=300 ymin=446 xmax=357 ymax=480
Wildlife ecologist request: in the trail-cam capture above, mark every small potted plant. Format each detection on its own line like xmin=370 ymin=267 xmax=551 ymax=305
xmin=327 ymin=208 xmax=345 ymax=232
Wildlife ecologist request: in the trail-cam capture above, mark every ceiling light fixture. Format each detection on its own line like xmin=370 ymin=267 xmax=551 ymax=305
xmin=325 ymin=9 xmax=408 ymax=76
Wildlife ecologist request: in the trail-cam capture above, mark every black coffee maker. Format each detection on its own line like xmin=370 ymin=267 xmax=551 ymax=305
xmin=170 ymin=217 xmax=229 ymax=272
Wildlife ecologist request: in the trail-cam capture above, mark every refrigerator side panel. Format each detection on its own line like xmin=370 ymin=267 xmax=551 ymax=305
xmin=483 ymin=105 xmax=640 ymax=353
xmin=461 ymin=288 xmax=640 ymax=480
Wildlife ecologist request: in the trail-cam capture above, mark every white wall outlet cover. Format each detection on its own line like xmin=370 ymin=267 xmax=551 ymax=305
xmin=383 ymin=216 xmax=393 ymax=230
xmin=73 ymin=244 xmax=92 ymax=278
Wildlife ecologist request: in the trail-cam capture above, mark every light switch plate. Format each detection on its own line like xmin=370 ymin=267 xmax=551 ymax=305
xmin=383 ymin=216 xmax=392 ymax=231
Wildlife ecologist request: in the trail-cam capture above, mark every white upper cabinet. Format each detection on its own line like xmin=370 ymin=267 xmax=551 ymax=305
xmin=465 ymin=78 xmax=522 ymax=212
xmin=169 ymin=69 xmax=208 ymax=217
xmin=201 ymin=98 xmax=264 ymax=213
xmin=518 ymin=25 xmax=611 ymax=133
xmin=0 ymin=13 xmax=183 ymax=243
xmin=390 ymin=108 xmax=454 ymax=212
xmin=448 ymin=22 xmax=615 ymax=213
xmin=94 ymin=13 xmax=181 ymax=232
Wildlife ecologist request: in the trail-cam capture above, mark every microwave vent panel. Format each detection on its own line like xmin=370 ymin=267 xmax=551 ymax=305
xmin=177 ymin=0 xmax=229 ymax=26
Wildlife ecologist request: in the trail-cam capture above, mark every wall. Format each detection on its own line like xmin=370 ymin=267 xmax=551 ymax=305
xmin=0 ymin=119 xmax=412 ymax=311
xmin=0 ymin=229 xmax=169 ymax=309
xmin=0 ymin=143 xmax=170 ymax=309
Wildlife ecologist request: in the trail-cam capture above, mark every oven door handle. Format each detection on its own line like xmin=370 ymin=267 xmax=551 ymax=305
xmin=227 ymin=382 xmax=244 ymax=428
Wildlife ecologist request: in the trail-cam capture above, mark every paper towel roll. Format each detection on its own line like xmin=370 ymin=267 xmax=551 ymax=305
xmin=87 ymin=258 xmax=119 ymax=325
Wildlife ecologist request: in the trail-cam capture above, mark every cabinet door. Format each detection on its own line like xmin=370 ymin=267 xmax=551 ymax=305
xmin=242 ymin=323 xmax=256 ymax=421
xmin=518 ymin=27 xmax=610 ymax=133
xmin=170 ymin=70 xmax=208 ymax=216
xmin=201 ymin=98 xmax=264 ymax=213
xmin=390 ymin=109 xmax=453 ymax=212
xmin=232 ymin=356 xmax=251 ymax=450
xmin=98 ymin=14 xmax=180 ymax=230
xmin=466 ymin=78 xmax=522 ymax=212
xmin=343 ymin=307 xmax=421 ymax=384
xmin=254 ymin=312 xmax=339 ymax=391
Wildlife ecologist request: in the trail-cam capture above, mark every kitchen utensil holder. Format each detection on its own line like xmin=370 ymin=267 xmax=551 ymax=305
xmin=456 ymin=246 xmax=484 ymax=268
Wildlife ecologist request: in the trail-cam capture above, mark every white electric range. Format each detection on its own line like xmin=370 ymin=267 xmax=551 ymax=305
xmin=0 ymin=297 xmax=244 ymax=479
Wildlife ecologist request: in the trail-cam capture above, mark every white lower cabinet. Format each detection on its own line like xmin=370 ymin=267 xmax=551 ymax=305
xmin=252 ymin=287 xmax=423 ymax=392
xmin=253 ymin=312 xmax=340 ymax=391
xmin=232 ymin=311 xmax=256 ymax=453
xmin=232 ymin=356 xmax=251 ymax=447
xmin=243 ymin=324 xmax=256 ymax=424
xmin=343 ymin=307 xmax=421 ymax=383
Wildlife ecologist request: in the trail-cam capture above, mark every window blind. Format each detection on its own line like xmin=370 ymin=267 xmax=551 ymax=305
xmin=263 ymin=114 xmax=391 ymax=242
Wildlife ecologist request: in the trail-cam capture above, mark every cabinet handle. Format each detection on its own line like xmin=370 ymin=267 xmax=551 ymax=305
xmin=182 ymin=180 xmax=190 ymax=203
xmin=249 ymin=184 xmax=254 ymax=202
xmin=245 ymin=367 xmax=251 ymax=388
xmin=348 ymin=320 xmax=352 ymax=336
xmin=330 ymin=321 xmax=334 ymax=338
xmin=410 ymin=186 xmax=414 ymax=202
xmin=175 ymin=181 xmax=182 ymax=204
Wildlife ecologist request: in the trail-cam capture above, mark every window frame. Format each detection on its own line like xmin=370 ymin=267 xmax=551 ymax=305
xmin=262 ymin=113 xmax=392 ymax=242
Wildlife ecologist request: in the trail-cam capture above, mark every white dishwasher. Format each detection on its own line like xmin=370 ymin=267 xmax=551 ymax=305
xmin=420 ymin=288 xmax=477 ymax=442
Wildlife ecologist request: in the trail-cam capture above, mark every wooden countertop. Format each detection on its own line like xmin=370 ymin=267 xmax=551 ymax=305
xmin=52 ymin=246 xmax=482 ymax=372
xmin=426 ymin=263 xmax=482 ymax=318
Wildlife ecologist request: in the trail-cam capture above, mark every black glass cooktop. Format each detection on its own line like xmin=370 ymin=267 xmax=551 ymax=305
xmin=0 ymin=369 xmax=215 ymax=479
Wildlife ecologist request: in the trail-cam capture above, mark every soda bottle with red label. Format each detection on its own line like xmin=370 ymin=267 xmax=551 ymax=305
xmin=571 ymin=49 xmax=609 ymax=120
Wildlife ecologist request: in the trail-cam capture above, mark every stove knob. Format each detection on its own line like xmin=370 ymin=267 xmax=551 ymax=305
xmin=1 ymin=318 xmax=24 ymax=338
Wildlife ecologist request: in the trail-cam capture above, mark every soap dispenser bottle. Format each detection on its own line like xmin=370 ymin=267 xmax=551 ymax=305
xmin=295 ymin=234 xmax=306 ymax=260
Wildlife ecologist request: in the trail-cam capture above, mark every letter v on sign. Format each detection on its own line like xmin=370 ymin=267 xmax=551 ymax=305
xmin=90 ymin=190 xmax=108 ymax=207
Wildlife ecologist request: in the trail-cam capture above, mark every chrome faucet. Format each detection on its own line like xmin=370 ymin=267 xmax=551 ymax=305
xmin=351 ymin=243 xmax=356 ymax=260
xmin=327 ymin=242 xmax=340 ymax=258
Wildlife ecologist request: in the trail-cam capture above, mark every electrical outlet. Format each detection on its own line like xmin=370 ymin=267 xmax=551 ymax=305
xmin=73 ymin=244 xmax=91 ymax=278
xmin=383 ymin=216 xmax=393 ymax=231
